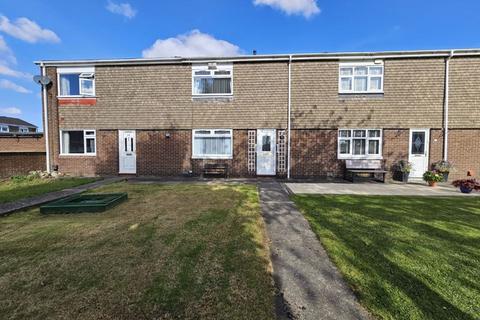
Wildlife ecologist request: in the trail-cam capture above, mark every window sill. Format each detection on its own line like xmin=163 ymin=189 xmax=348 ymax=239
xmin=59 ymin=154 xmax=97 ymax=157
xmin=192 ymin=156 xmax=233 ymax=160
xmin=192 ymin=95 xmax=233 ymax=102
xmin=338 ymin=156 xmax=383 ymax=160
xmin=58 ymin=96 xmax=97 ymax=99
xmin=338 ymin=93 xmax=384 ymax=100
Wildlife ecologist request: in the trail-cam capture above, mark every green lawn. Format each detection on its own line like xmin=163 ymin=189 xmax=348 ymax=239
xmin=0 ymin=182 xmax=275 ymax=320
xmin=292 ymin=195 xmax=480 ymax=320
xmin=0 ymin=177 xmax=97 ymax=204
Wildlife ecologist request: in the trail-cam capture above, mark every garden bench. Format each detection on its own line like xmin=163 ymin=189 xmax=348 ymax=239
xmin=203 ymin=163 xmax=229 ymax=178
xmin=344 ymin=159 xmax=387 ymax=183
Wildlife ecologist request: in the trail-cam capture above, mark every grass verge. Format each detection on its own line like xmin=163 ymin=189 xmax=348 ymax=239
xmin=0 ymin=177 xmax=97 ymax=204
xmin=0 ymin=182 xmax=274 ymax=319
xmin=292 ymin=195 xmax=480 ymax=320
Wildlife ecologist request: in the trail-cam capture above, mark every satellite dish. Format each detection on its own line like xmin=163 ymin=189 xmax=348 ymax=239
xmin=33 ymin=75 xmax=52 ymax=86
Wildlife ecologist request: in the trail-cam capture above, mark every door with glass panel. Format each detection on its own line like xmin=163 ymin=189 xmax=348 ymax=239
xmin=409 ymin=129 xmax=430 ymax=178
xmin=119 ymin=130 xmax=136 ymax=174
xmin=256 ymin=129 xmax=276 ymax=176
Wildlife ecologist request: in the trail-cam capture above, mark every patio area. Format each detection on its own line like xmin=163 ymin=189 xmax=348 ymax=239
xmin=284 ymin=181 xmax=480 ymax=196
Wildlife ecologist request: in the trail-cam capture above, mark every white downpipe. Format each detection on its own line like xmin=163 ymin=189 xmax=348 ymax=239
xmin=287 ymin=55 xmax=292 ymax=179
xmin=443 ymin=50 xmax=454 ymax=161
xmin=41 ymin=63 xmax=51 ymax=173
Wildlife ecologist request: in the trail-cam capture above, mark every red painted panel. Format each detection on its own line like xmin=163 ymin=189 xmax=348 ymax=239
xmin=58 ymin=98 xmax=97 ymax=106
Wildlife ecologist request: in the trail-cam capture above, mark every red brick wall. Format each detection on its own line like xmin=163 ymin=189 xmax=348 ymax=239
xmin=0 ymin=152 xmax=46 ymax=178
xmin=55 ymin=130 xmax=118 ymax=176
xmin=290 ymin=129 xmax=343 ymax=178
xmin=448 ymin=129 xmax=480 ymax=180
xmin=0 ymin=135 xmax=45 ymax=152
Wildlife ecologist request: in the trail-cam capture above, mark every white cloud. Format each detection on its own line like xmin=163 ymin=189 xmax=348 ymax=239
xmin=0 ymin=15 xmax=60 ymax=43
xmin=106 ymin=1 xmax=137 ymax=19
xmin=142 ymin=30 xmax=242 ymax=58
xmin=0 ymin=107 xmax=21 ymax=115
xmin=254 ymin=0 xmax=320 ymax=18
xmin=0 ymin=35 xmax=16 ymax=64
xmin=0 ymin=64 xmax=31 ymax=79
xmin=0 ymin=79 xmax=31 ymax=93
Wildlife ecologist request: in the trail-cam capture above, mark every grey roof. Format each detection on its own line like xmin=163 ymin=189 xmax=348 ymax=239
xmin=0 ymin=116 xmax=37 ymax=128
xmin=34 ymin=48 xmax=480 ymax=67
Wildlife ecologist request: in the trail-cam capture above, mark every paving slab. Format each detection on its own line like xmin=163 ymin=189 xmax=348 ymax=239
xmin=285 ymin=181 xmax=479 ymax=196
xmin=259 ymin=181 xmax=371 ymax=320
xmin=0 ymin=177 xmax=124 ymax=216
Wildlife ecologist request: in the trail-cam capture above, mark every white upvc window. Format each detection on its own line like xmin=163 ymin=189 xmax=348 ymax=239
xmin=0 ymin=125 xmax=9 ymax=132
xmin=60 ymin=129 xmax=96 ymax=155
xmin=192 ymin=64 xmax=233 ymax=96
xmin=19 ymin=127 xmax=29 ymax=133
xmin=338 ymin=129 xmax=382 ymax=159
xmin=339 ymin=62 xmax=384 ymax=93
xmin=57 ymin=67 xmax=95 ymax=97
xmin=192 ymin=129 xmax=233 ymax=159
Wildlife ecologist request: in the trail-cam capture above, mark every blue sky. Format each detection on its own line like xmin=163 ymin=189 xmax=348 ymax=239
xmin=1 ymin=0 xmax=479 ymax=129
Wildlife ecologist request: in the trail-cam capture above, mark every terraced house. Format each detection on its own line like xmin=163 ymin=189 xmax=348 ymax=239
xmin=36 ymin=49 xmax=480 ymax=180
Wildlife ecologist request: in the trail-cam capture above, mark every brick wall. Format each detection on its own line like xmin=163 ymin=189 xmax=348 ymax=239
xmin=448 ymin=129 xmax=480 ymax=180
xmin=290 ymin=129 xmax=343 ymax=178
xmin=0 ymin=152 xmax=46 ymax=177
xmin=0 ymin=135 xmax=45 ymax=152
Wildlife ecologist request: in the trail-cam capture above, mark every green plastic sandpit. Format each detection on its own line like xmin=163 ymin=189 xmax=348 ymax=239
xmin=40 ymin=193 xmax=128 ymax=214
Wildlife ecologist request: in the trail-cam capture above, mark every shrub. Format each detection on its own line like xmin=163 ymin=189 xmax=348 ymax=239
xmin=452 ymin=179 xmax=480 ymax=191
xmin=393 ymin=160 xmax=413 ymax=173
xmin=432 ymin=160 xmax=453 ymax=173
xmin=423 ymin=170 xmax=443 ymax=183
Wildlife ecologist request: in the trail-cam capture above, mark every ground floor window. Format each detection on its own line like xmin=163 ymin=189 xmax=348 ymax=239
xmin=192 ymin=129 xmax=232 ymax=159
xmin=60 ymin=130 xmax=96 ymax=155
xmin=338 ymin=129 xmax=382 ymax=159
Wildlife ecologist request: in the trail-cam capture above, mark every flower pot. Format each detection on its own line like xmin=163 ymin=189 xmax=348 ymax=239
xmin=428 ymin=181 xmax=437 ymax=187
xmin=393 ymin=171 xmax=410 ymax=183
xmin=441 ymin=172 xmax=449 ymax=182
xmin=460 ymin=185 xmax=473 ymax=194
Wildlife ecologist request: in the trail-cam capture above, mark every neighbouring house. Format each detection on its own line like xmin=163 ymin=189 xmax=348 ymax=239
xmin=35 ymin=49 xmax=480 ymax=180
xmin=0 ymin=116 xmax=38 ymax=134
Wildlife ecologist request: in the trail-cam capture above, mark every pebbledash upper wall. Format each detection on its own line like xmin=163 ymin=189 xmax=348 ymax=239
xmin=39 ymin=49 xmax=480 ymax=130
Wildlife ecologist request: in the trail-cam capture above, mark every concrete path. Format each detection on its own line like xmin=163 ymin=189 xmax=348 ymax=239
xmin=259 ymin=181 xmax=371 ymax=320
xmin=285 ymin=181 xmax=479 ymax=196
xmin=0 ymin=177 xmax=124 ymax=216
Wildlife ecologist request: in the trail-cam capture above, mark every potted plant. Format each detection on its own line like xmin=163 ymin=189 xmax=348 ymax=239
xmin=392 ymin=160 xmax=412 ymax=183
xmin=452 ymin=179 xmax=480 ymax=193
xmin=432 ymin=160 xmax=453 ymax=182
xmin=423 ymin=170 xmax=443 ymax=187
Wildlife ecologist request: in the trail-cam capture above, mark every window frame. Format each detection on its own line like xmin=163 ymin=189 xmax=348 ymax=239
xmin=192 ymin=64 xmax=233 ymax=97
xmin=192 ymin=129 xmax=233 ymax=159
xmin=0 ymin=125 xmax=9 ymax=133
xmin=19 ymin=127 xmax=29 ymax=133
xmin=59 ymin=129 xmax=97 ymax=156
xmin=338 ymin=62 xmax=384 ymax=94
xmin=57 ymin=67 xmax=96 ymax=98
xmin=337 ymin=129 xmax=383 ymax=159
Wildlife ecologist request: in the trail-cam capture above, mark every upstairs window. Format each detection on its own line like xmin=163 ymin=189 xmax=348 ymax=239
xmin=192 ymin=129 xmax=233 ymax=159
xmin=19 ymin=127 xmax=29 ymax=133
xmin=339 ymin=62 xmax=384 ymax=93
xmin=0 ymin=125 xmax=8 ymax=132
xmin=192 ymin=64 xmax=232 ymax=96
xmin=60 ymin=130 xmax=96 ymax=155
xmin=58 ymin=67 xmax=95 ymax=97
xmin=338 ymin=129 xmax=382 ymax=159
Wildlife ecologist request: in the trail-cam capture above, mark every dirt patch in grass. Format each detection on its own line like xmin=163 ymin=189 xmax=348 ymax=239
xmin=293 ymin=195 xmax=480 ymax=320
xmin=0 ymin=182 xmax=274 ymax=319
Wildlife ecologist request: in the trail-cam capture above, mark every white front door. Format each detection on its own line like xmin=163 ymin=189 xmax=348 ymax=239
xmin=256 ymin=129 xmax=276 ymax=176
xmin=119 ymin=130 xmax=136 ymax=174
xmin=409 ymin=129 xmax=430 ymax=178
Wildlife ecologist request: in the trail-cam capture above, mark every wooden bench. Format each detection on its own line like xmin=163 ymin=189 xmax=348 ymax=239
xmin=203 ymin=163 xmax=229 ymax=178
xmin=344 ymin=159 xmax=387 ymax=183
